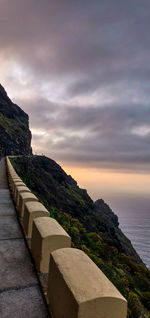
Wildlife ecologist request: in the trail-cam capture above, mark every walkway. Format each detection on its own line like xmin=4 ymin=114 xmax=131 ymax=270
xmin=0 ymin=158 xmax=49 ymax=317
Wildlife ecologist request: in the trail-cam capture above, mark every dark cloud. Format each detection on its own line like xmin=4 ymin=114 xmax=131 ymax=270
xmin=0 ymin=0 xmax=150 ymax=171
xmin=1 ymin=0 xmax=150 ymax=78
xmin=19 ymin=96 xmax=150 ymax=171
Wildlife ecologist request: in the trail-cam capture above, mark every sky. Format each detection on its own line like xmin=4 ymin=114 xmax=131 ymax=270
xmin=0 ymin=0 xmax=150 ymax=215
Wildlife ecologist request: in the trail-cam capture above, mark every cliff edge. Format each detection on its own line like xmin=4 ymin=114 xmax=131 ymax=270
xmin=0 ymin=84 xmax=32 ymax=156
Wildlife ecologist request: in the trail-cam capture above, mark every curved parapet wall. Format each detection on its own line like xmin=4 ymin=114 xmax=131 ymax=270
xmin=6 ymin=157 xmax=127 ymax=318
xmin=48 ymin=248 xmax=127 ymax=318
xmin=12 ymin=180 xmax=25 ymax=195
xmin=15 ymin=185 xmax=31 ymax=206
xmin=18 ymin=191 xmax=39 ymax=218
xmin=23 ymin=201 xmax=50 ymax=238
xmin=31 ymin=217 xmax=71 ymax=273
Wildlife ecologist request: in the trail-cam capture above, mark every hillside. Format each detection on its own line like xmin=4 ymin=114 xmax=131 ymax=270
xmin=2 ymin=83 xmax=150 ymax=317
xmin=11 ymin=155 xmax=150 ymax=318
xmin=0 ymin=84 xmax=32 ymax=156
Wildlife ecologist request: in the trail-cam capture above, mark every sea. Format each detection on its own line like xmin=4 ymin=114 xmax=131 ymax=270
xmin=119 ymin=214 xmax=150 ymax=268
xmin=108 ymin=194 xmax=150 ymax=268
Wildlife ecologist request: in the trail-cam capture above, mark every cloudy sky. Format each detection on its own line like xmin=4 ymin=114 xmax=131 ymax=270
xmin=0 ymin=0 xmax=150 ymax=208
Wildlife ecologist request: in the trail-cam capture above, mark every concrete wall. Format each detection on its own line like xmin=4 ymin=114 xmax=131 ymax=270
xmin=6 ymin=156 xmax=127 ymax=318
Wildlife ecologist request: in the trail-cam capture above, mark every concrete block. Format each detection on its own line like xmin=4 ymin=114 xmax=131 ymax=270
xmin=15 ymin=185 xmax=30 ymax=205
xmin=23 ymin=201 xmax=50 ymax=238
xmin=10 ymin=178 xmax=21 ymax=190
xmin=18 ymin=192 xmax=38 ymax=218
xmin=9 ymin=170 xmax=19 ymax=178
xmin=31 ymin=217 xmax=71 ymax=273
xmin=12 ymin=181 xmax=25 ymax=196
xmin=9 ymin=175 xmax=20 ymax=185
xmin=9 ymin=174 xmax=20 ymax=185
xmin=12 ymin=178 xmax=22 ymax=184
xmin=12 ymin=176 xmax=21 ymax=180
xmin=47 ymin=248 xmax=127 ymax=318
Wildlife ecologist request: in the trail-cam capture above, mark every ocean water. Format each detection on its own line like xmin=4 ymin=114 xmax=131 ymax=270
xmin=119 ymin=215 xmax=150 ymax=268
xmin=108 ymin=195 xmax=150 ymax=268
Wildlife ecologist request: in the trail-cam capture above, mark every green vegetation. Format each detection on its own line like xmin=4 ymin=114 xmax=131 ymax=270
xmin=12 ymin=155 xmax=150 ymax=318
xmin=0 ymin=112 xmax=27 ymax=136
xmin=0 ymin=84 xmax=31 ymax=155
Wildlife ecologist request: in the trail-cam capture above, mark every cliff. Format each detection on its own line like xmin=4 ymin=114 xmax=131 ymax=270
xmin=11 ymin=155 xmax=141 ymax=262
xmin=0 ymin=84 xmax=32 ymax=156
xmin=11 ymin=155 xmax=150 ymax=317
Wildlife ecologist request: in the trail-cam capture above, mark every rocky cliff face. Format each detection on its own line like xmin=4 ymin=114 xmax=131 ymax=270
xmin=0 ymin=84 xmax=32 ymax=156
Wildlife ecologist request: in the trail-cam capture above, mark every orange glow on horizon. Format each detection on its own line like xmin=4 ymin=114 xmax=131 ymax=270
xmin=62 ymin=164 xmax=150 ymax=201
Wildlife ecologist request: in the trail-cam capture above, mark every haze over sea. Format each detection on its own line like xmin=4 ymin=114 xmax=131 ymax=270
xmin=110 ymin=194 xmax=150 ymax=268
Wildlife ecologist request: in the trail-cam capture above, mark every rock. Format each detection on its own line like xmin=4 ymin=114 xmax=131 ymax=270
xmin=0 ymin=84 xmax=32 ymax=156
xmin=94 ymin=199 xmax=119 ymax=227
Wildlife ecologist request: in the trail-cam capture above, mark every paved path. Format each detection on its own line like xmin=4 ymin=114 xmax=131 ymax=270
xmin=0 ymin=158 xmax=49 ymax=318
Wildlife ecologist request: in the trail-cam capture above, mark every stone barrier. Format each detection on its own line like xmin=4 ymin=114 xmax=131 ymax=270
xmin=6 ymin=158 xmax=20 ymax=188
xmin=31 ymin=217 xmax=71 ymax=273
xmin=8 ymin=171 xmax=20 ymax=184
xmin=6 ymin=157 xmax=127 ymax=318
xmin=47 ymin=248 xmax=127 ymax=318
xmin=12 ymin=180 xmax=26 ymax=196
xmin=15 ymin=185 xmax=31 ymax=206
xmin=18 ymin=192 xmax=39 ymax=218
xmin=6 ymin=160 xmax=18 ymax=176
xmin=10 ymin=177 xmax=21 ymax=191
xmin=23 ymin=201 xmax=50 ymax=238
